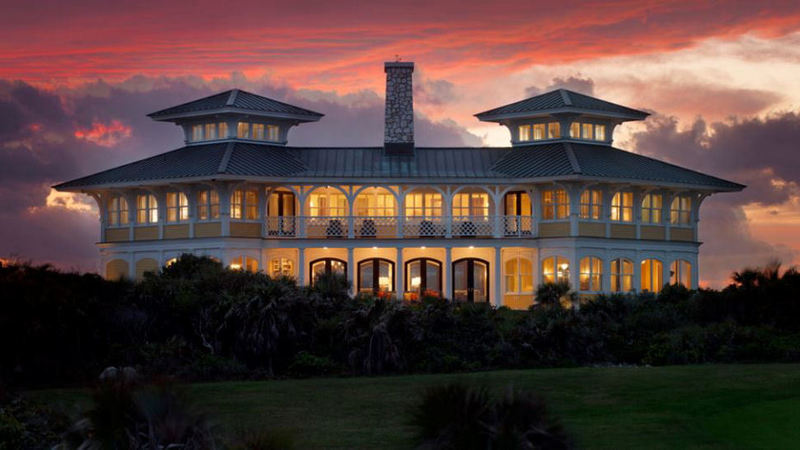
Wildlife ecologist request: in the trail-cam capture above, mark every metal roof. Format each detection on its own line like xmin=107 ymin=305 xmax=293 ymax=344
xmin=55 ymin=141 xmax=743 ymax=191
xmin=475 ymin=89 xmax=649 ymax=121
xmin=147 ymin=89 xmax=324 ymax=121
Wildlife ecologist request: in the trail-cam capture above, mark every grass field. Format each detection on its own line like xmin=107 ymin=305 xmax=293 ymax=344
xmin=28 ymin=364 xmax=800 ymax=449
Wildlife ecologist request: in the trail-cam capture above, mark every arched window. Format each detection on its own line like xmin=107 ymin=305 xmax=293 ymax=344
xmin=406 ymin=258 xmax=442 ymax=296
xmin=670 ymin=196 xmax=692 ymax=225
xmin=355 ymin=188 xmax=396 ymax=217
xmin=505 ymin=258 xmax=533 ymax=294
xmin=542 ymin=256 xmax=570 ymax=284
xmin=579 ymin=257 xmax=602 ymax=292
xmin=405 ymin=191 xmax=443 ymax=217
xmin=611 ymin=258 xmax=634 ymax=292
xmin=232 ymin=189 xmax=258 ymax=220
xmin=641 ymin=259 xmax=663 ymax=292
xmin=166 ymin=192 xmax=189 ymax=222
xmin=611 ymin=192 xmax=633 ymax=222
xmin=453 ymin=258 xmax=489 ymax=303
xmin=197 ymin=189 xmax=220 ymax=220
xmin=670 ymin=260 xmax=692 ymax=288
xmin=230 ymin=256 xmax=258 ymax=273
xmin=107 ymin=196 xmax=129 ymax=226
xmin=270 ymin=257 xmax=294 ymax=277
xmin=579 ymin=189 xmax=602 ymax=220
xmin=136 ymin=194 xmax=158 ymax=224
xmin=165 ymin=257 xmax=178 ymax=267
xmin=358 ymin=258 xmax=394 ymax=293
xmin=310 ymin=258 xmax=347 ymax=285
xmin=308 ymin=189 xmax=347 ymax=217
xmin=452 ymin=192 xmax=489 ymax=217
xmin=641 ymin=194 xmax=662 ymax=224
xmin=542 ymin=189 xmax=569 ymax=220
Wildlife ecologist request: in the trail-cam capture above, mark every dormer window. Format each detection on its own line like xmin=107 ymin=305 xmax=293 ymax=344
xmin=189 ymin=122 xmax=228 ymax=142
xmin=235 ymin=121 xmax=280 ymax=142
xmin=518 ymin=122 xmax=561 ymax=142
xmin=569 ymin=122 xmax=607 ymax=142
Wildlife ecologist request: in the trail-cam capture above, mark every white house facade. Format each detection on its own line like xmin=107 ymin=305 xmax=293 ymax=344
xmin=55 ymin=62 xmax=743 ymax=309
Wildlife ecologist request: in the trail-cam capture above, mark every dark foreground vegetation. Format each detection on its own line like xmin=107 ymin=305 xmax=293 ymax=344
xmin=2 ymin=255 xmax=800 ymax=388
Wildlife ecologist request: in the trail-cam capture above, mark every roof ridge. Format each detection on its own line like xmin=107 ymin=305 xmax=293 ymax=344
xmin=226 ymin=89 xmax=239 ymax=106
xmin=217 ymin=142 xmax=235 ymax=173
xmin=559 ymin=89 xmax=572 ymax=106
xmin=564 ymin=142 xmax=582 ymax=174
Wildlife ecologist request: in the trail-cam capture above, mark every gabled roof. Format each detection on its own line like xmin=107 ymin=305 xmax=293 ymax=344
xmin=475 ymin=89 xmax=649 ymax=121
xmin=54 ymin=142 xmax=743 ymax=191
xmin=147 ymin=89 xmax=324 ymax=122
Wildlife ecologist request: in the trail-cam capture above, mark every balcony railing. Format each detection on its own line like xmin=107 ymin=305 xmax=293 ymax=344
xmin=263 ymin=215 xmax=538 ymax=239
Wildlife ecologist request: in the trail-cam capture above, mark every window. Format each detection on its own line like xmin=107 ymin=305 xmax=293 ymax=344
xmin=504 ymin=191 xmax=531 ymax=216
xmin=237 ymin=122 xmax=250 ymax=138
xmin=542 ymin=189 xmax=569 ymax=220
xmin=670 ymin=196 xmax=691 ymax=225
xmin=205 ymin=123 xmax=217 ymax=140
xmin=267 ymin=125 xmax=280 ymax=141
xmin=641 ymin=259 xmax=663 ymax=292
xmin=570 ymin=122 xmax=580 ymax=138
xmin=595 ymin=125 xmax=606 ymax=141
xmin=611 ymin=258 xmax=634 ymax=292
xmin=548 ymin=122 xmax=561 ymax=139
xmin=270 ymin=257 xmax=294 ymax=277
xmin=231 ymin=189 xmax=258 ymax=220
xmin=309 ymin=191 xmax=347 ymax=216
xmin=192 ymin=124 xmax=203 ymax=141
xmin=670 ymin=260 xmax=692 ymax=288
xmin=505 ymin=257 xmax=533 ymax=294
xmin=218 ymin=122 xmax=229 ymax=138
xmin=579 ymin=256 xmax=602 ymax=291
xmin=582 ymin=123 xmax=593 ymax=139
xmin=136 ymin=194 xmax=158 ymax=224
xmin=518 ymin=125 xmax=531 ymax=141
xmin=252 ymin=123 xmax=265 ymax=140
xmin=452 ymin=192 xmax=489 ymax=217
xmin=453 ymin=258 xmax=489 ymax=303
xmin=405 ymin=192 xmax=443 ymax=217
xmin=358 ymin=258 xmax=394 ymax=293
xmin=542 ymin=256 xmax=570 ymax=284
xmin=641 ymin=194 xmax=662 ymax=224
xmin=310 ymin=258 xmax=347 ymax=285
xmin=532 ymin=123 xmax=546 ymax=140
xmin=406 ymin=258 xmax=441 ymax=296
xmin=165 ymin=258 xmax=178 ymax=267
xmin=230 ymin=256 xmax=258 ymax=273
xmin=197 ymin=189 xmax=220 ymax=220
xmin=611 ymin=192 xmax=633 ymax=222
xmin=355 ymin=189 xmax=395 ymax=216
xmin=166 ymin=192 xmax=189 ymax=222
xmin=107 ymin=196 xmax=129 ymax=226
xmin=570 ymin=122 xmax=606 ymax=141
xmin=580 ymin=189 xmax=602 ymax=220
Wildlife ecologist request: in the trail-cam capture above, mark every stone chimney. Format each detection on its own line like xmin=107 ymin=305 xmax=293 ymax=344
xmin=384 ymin=61 xmax=415 ymax=155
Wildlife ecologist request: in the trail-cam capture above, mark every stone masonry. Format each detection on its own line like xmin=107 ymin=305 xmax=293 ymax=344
xmin=384 ymin=61 xmax=414 ymax=147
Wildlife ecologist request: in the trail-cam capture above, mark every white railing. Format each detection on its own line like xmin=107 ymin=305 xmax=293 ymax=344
xmin=451 ymin=216 xmax=495 ymax=237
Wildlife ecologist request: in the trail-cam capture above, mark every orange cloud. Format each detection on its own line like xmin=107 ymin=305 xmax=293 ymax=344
xmin=73 ymin=120 xmax=132 ymax=147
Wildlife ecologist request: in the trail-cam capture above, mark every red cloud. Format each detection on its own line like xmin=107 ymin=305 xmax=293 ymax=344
xmin=73 ymin=119 xmax=132 ymax=147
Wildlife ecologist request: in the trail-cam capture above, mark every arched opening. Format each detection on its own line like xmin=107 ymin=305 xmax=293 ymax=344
xmin=610 ymin=258 xmax=634 ymax=292
xmin=165 ymin=257 xmax=178 ymax=267
xmin=306 ymin=187 xmax=349 ymax=238
xmin=354 ymin=187 xmax=397 ymax=238
xmin=406 ymin=258 xmax=442 ymax=297
xmin=670 ymin=259 xmax=692 ymax=288
xmin=310 ymin=258 xmax=347 ymax=286
xmin=579 ymin=256 xmax=603 ymax=292
xmin=357 ymin=258 xmax=394 ymax=294
xmin=641 ymin=259 xmax=663 ymax=292
xmin=453 ymin=258 xmax=489 ymax=303
xmin=267 ymin=188 xmax=297 ymax=236
xmin=106 ymin=259 xmax=129 ymax=280
xmin=452 ymin=188 xmax=492 ymax=237
xmin=230 ymin=256 xmax=258 ymax=273
xmin=135 ymin=258 xmax=159 ymax=279
xmin=542 ymin=256 xmax=570 ymax=284
xmin=404 ymin=188 xmax=444 ymax=237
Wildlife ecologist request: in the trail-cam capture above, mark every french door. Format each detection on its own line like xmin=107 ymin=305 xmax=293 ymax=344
xmin=452 ymin=258 xmax=489 ymax=303
xmin=267 ymin=191 xmax=295 ymax=235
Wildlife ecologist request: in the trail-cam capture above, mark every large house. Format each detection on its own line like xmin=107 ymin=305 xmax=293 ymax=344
xmin=56 ymin=62 xmax=743 ymax=309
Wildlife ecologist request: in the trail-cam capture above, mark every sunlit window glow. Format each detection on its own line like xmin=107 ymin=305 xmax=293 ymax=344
xmin=579 ymin=256 xmax=602 ymax=291
xmin=642 ymin=193 xmax=663 ymax=224
xmin=355 ymin=188 xmax=395 ymax=216
xmin=107 ymin=196 xmax=129 ymax=226
xmin=271 ymin=257 xmax=294 ymax=277
xmin=670 ymin=196 xmax=692 ymax=225
xmin=542 ymin=256 xmax=570 ymax=284
xmin=542 ymin=189 xmax=569 ymax=220
xmin=136 ymin=194 xmax=158 ymax=224
xmin=505 ymin=257 xmax=533 ymax=294
xmin=197 ymin=189 xmax=220 ymax=220
xmin=231 ymin=189 xmax=258 ymax=220
xmin=641 ymin=259 xmax=663 ymax=292
xmin=670 ymin=259 xmax=692 ymax=288
xmin=453 ymin=192 xmax=489 ymax=217
xmin=166 ymin=192 xmax=189 ymax=222
xmin=580 ymin=189 xmax=602 ymax=220
xmin=611 ymin=258 xmax=634 ymax=292
xmin=405 ymin=192 xmax=443 ymax=217
xmin=611 ymin=192 xmax=634 ymax=222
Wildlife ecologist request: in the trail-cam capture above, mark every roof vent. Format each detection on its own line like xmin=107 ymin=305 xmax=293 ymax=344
xmin=384 ymin=61 xmax=415 ymax=155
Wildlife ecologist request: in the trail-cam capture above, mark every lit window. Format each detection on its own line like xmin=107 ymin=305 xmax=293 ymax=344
xmin=355 ymin=189 xmax=396 ymax=216
xmin=505 ymin=257 xmax=533 ymax=294
xmin=548 ymin=122 xmax=560 ymax=139
xmin=570 ymin=122 xmax=580 ymax=138
xmin=192 ymin=125 xmax=203 ymax=141
xmin=309 ymin=191 xmax=347 ymax=216
xmin=582 ymin=123 xmax=593 ymax=139
xmin=611 ymin=258 xmax=634 ymax=292
xmin=641 ymin=259 xmax=663 ymax=292
xmin=107 ymin=196 xmax=129 ymax=226
xmin=595 ymin=125 xmax=606 ymax=141
xmin=358 ymin=258 xmax=394 ymax=293
xmin=541 ymin=189 xmax=569 ymax=220
xmin=542 ymin=256 xmax=570 ymax=284
xmin=452 ymin=192 xmax=489 ymax=217
xmin=670 ymin=196 xmax=692 ymax=225
xmin=230 ymin=256 xmax=258 ymax=273
xmin=237 ymin=122 xmax=250 ymax=138
xmin=197 ymin=189 xmax=220 ymax=220
xmin=611 ymin=192 xmax=633 ymax=222
xmin=136 ymin=194 xmax=158 ymax=224
xmin=406 ymin=258 xmax=441 ymax=295
xmin=231 ymin=189 xmax=258 ymax=220
xmin=205 ymin=123 xmax=217 ymax=140
xmin=532 ymin=123 xmax=546 ymax=140
xmin=641 ymin=194 xmax=662 ymax=224
xmin=405 ymin=192 xmax=443 ymax=217
xmin=670 ymin=260 xmax=692 ymax=288
xmin=518 ymin=125 xmax=531 ymax=141
xmin=166 ymin=192 xmax=189 ymax=222
xmin=218 ymin=122 xmax=229 ymax=138
xmin=579 ymin=256 xmax=602 ymax=291
xmin=270 ymin=257 xmax=294 ymax=277
xmin=252 ymin=123 xmax=265 ymax=140
xmin=267 ymin=125 xmax=280 ymax=141
xmin=579 ymin=189 xmax=602 ymax=220
xmin=311 ymin=258 xmax=347 ymax=285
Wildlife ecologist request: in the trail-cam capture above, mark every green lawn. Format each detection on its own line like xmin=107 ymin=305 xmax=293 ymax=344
xmin=28 ymin=364 xmax=800 ymax=449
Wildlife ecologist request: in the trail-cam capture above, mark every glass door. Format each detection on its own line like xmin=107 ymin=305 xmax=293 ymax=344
xmin=268 ymin=191 xmax=295 ymax=236
xmin=452 ymin=258 xmax=489 ymax=303
xmin=504 ymin=191 xmax=532 ymax=235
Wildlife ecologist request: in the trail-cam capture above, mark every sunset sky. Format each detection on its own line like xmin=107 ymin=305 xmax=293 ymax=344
xmin=1 ymin=0 xmax=799 ymax=286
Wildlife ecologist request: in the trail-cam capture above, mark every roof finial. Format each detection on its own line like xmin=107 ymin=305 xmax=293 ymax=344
xmin=395 ymin=54 xmax=402 ymax=62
